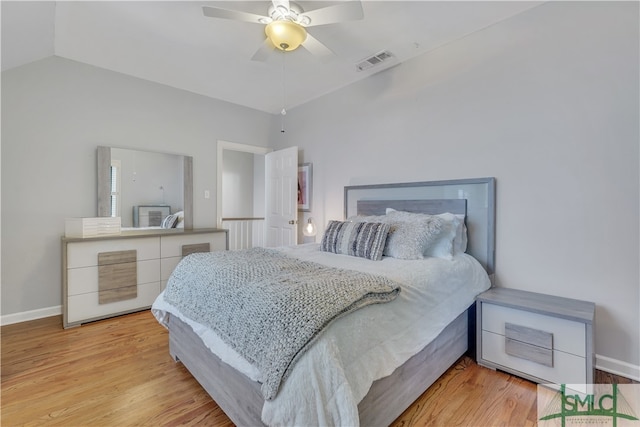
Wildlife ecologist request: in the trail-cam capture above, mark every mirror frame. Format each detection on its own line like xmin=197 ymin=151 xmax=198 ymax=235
xmin=97 ymin=146 xmax=193 ymax=229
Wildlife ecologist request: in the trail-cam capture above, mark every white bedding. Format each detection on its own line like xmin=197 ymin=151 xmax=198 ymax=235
xmin=152 ymin=243 xmax=490 ymax=426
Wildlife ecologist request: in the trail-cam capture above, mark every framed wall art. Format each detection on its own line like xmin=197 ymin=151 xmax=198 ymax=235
xmin=298 ymin=163 xmax=312 ymax=212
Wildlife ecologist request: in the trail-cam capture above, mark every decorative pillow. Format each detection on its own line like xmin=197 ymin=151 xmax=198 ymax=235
xmin=320 ymin=220 xmax=390 ymax=261
xmin=161 ymin=214 xmax=179 ymax=229
xmin=383 ymin=210 xmax=448 ymax=259
xmin=348 ymin=212 xmax=445 ymax=260
xmin=385 ymin=209 xmax=467 ymax=258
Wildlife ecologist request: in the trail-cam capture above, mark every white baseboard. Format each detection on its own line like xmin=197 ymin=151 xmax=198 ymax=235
xmin=1 ymin=305 xmax=61 ymax=326
xmin=596 ymin=354 xmax=640 ymax=381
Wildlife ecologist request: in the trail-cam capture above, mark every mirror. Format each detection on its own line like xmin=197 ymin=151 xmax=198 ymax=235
xmin=97 ymin=146 xmax=193 ymax=229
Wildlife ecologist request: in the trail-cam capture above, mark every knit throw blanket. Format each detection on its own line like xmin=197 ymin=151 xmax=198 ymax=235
xmin=163 ymin=248 xmax=400 ymax=400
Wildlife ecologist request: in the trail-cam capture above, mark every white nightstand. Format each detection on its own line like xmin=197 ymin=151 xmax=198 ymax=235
xmin=476 ymin=287 xmax=595 ymax=388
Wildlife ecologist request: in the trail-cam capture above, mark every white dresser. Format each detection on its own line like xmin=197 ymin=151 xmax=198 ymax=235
xmin=62 ymin=228 xmax=228 ymax=328
xmin=476 ymin=287 xmax=595 ymax=391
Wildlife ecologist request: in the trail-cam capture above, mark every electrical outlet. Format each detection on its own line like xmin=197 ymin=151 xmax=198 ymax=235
xmin=204 ymin=190 xmax=210 ymax=199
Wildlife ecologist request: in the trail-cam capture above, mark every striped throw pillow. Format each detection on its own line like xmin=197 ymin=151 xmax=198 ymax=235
xmin=320 ymin=220 xmax=390 ymax=261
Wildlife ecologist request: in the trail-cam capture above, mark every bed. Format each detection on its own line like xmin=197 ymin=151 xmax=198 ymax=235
xmin=152 ymin=177 xmax=496 ymax=426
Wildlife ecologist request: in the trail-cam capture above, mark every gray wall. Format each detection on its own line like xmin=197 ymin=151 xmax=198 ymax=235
xmin=276 ymin=2 xmax=640 ymax=375
xmin=1 ymin=56 xmax=273 ymax=316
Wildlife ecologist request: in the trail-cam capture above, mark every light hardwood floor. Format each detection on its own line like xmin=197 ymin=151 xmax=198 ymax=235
xmin=2 ymin=311 xmax=635 ymax=426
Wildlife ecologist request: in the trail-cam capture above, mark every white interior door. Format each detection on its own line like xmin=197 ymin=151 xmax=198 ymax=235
xmin=265 ymin=146 xmax=298 ymax=247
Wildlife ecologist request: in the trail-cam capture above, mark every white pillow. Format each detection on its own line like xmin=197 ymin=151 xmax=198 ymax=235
xmin=161 ymin=214 xmax=179 ymax=229
xmin=385 ymin=208 xmax=463 ymax=260
xmin=436 ymin=212 xmax=467 ymax=254
xmin=385 ymin=208 xmax=467 ymax=254
xmin=174 ymin=210 xmax=185 ymax=228
xmin=384 ymin=210 xmax=446 ymax=259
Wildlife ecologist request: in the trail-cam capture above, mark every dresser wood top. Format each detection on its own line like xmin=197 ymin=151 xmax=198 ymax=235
xmin=477 ymin=287 xmax=595 ymax=324
xmin=62 ymin=228 xmax=227 ymax=243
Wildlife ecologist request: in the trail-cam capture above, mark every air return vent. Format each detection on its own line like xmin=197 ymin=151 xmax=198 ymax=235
xmin=356 ymin=50 xmax=394 ymax=72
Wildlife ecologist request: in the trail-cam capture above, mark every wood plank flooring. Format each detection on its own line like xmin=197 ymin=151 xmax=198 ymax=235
xmin=2 ymin=311 xmax=635 ymax=426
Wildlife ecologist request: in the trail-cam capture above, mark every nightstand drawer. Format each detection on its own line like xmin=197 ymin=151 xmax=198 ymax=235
xmin=482 ymin=330 xmax=586 ymax=386
xmin=483 ymin=303 xmax=586 ymax=357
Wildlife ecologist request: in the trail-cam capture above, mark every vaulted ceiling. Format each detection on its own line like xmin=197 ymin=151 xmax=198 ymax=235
xmin=2 ymin=1 xmax=542 ymax=114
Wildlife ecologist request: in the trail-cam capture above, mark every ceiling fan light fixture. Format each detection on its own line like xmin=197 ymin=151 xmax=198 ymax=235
xmin=265 ymin=20 xmax=307 ymax=51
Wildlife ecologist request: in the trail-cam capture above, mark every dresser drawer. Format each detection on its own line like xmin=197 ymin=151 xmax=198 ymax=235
xmin=482 ymin=303 xmax=586 ymax=357
xmin=67 ymin=281 xmax=161 ymax=324
xmin=67 ymin=259 xmax=161 ymax=296
xmin=67 ymin=237 xmax=160 ymax=268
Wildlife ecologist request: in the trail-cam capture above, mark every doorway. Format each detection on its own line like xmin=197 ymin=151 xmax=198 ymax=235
xmin=217 ymin=140 xmax=271 ymax=250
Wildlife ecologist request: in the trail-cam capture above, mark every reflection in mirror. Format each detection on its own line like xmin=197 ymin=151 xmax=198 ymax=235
xmin=97 ymin=146 xmax=193 ymax=229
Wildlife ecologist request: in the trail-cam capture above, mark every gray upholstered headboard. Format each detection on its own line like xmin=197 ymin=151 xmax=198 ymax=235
xmin=344 ymin=178 xmax=496 ymax=278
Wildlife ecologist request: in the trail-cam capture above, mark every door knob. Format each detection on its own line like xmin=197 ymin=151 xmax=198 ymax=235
xmin=288 ymin=220 xmax=297 ymax=225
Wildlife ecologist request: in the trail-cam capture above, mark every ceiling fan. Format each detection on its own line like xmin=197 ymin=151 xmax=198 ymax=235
xmin=202 ymin=0 xmax=364 ymax=61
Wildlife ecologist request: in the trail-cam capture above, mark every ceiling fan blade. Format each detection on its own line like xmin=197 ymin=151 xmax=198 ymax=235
xmin=301 ymin=33 xmax=334 ymax=61
xmin=202 ymin=6 xmax=267 ymax=24
xmin=303 ymin=1 xmax=364 ymax=27
xmin=251 ymin=38 xmax=275 ymax=62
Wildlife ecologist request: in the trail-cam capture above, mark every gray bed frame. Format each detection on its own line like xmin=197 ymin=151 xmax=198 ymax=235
xmin=168 ymin=177 xmax=496 ymax=426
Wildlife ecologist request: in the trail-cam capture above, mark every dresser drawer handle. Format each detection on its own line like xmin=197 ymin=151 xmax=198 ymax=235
xmin=182 ymin=243 xmax=210 ymax=257
xmin=97 ymin=250 xmax=138 ymax=304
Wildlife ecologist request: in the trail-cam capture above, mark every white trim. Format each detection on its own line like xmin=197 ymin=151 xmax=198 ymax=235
xmin=1 ymin=306 xmax=62 ymax=326
xmin=596 ymin=354 xmax=640 ymax=381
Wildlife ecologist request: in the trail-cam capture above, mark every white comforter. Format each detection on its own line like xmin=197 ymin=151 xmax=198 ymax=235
xmin=152 ymin=243 xmax=490 ymax=426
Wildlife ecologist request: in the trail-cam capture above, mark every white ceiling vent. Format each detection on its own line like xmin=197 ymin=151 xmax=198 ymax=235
xmin=356 ymin=50 xmax=394 ymax=72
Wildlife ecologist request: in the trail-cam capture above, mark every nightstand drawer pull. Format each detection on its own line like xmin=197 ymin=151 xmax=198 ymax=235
xmin=505 ymin=338 xmax=554 ymax=367
xmin=505 ymin=323 xmax=553 ymax=366
xmin=505 ymin=323 xmax=553 ymax=349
